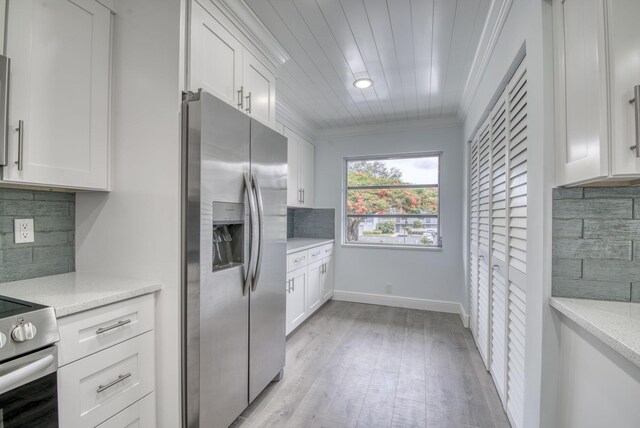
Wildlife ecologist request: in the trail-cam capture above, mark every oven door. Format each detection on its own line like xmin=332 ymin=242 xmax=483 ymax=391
xmin=0 ymin=346 xmax=58 ymax=427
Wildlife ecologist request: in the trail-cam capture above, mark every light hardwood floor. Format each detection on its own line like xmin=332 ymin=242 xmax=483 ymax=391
xmin=232 ymin=301 xmax=510 ymax=428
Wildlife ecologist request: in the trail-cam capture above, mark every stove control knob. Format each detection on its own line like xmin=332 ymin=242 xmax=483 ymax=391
xmin=0 ymin=332 xmax=6 ymax=348
xmin=11 ymin=323 xmax=37 ymax=342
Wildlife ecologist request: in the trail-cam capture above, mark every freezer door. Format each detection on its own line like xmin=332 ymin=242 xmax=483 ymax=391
xmin=249 ymin=119 xmax=287 ymax=402
xmin=183 ymin=92 xmax=251 ymax=428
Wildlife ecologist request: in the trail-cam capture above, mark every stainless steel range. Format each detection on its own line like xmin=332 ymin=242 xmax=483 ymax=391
xmin=0 ymin=295 xmax=59 ymax=426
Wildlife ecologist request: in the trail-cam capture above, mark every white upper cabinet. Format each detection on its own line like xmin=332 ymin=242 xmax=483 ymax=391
xmin=3 ymin=0 xmax=111 ymax=190
xmin=190 ymin=0 xmax=243 ymax=108
xmin=189 ymin=0 xmax=277 ymax=128
xmin=285 ymin=128 xmax=314 ymax=207
xmin=607 ymin=0 xmax=640 ymax=177
xmin=242 ymin=50 xmax=276 ymax=126
xmin=555 ymin=0 xmax=640 ymax=185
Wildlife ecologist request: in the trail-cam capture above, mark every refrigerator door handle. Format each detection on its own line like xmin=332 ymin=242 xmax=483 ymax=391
xmin=251 ymin=173 xmax=265 ymax=292
xmin=244 ymin=173 xmax=258 ymax=296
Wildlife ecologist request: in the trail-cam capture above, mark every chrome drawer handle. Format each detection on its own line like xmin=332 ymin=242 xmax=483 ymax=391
xmin=293 ymin=257 xmax=305 ymax=263
xmin=97 ymin=373 xmax=131 ymax=393
xmin=96 ymin=319 xmax=131 ymax=335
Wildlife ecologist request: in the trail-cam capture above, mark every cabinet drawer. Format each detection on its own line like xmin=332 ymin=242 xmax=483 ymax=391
xmin=322 ymin=243 xmax=333 ymax=258
xmin=97 ymin=392 xmax=156 ymax=428
xmin=287 ymin=251 xmax=307 ymax=272
xmin=58 ymin=332 xmax=155 ymax=428
xmin=307 ymin=246 xmax=324 ymax=264
xmin=58 ymin=294 xmax=155 ymax=367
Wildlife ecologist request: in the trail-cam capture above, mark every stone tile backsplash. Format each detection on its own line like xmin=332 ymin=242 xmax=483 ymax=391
xmin=552 ymin=187 xmax=640 ymax=302
xmin=0 ymin=188 xmax=75 ymax=283
xmin=287 ymin=207 xmax=335 ymax=239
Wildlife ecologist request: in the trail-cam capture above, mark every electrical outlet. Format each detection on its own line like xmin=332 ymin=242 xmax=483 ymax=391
xmin=14 ymin=219 xmax=34 ymax=244
xmin=385 ymin=283 xmax=392 ymax=294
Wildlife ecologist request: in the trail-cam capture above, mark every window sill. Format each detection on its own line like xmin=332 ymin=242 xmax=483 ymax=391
xmin=340 ymin=243 xmax=443 ymax=252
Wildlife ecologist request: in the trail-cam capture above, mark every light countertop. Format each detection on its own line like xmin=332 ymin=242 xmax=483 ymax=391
xmin=0 ymin=273 xmax=161 ymax=318
xmin=550 ymin=297 xmax=640 ymax=369
xmin=287 ymin=238 xmax=334 ymax=254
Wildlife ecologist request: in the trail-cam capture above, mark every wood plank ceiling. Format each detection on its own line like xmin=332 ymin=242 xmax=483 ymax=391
xmin=246 ymin=0 xmax=492 ymax=130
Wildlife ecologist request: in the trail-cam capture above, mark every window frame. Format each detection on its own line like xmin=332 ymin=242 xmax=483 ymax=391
xmin=342 ymin=151 xmax=443 ymax=250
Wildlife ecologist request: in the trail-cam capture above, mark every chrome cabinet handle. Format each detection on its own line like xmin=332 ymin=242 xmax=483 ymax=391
xmin=244 ymin=173 xmax=258 ymax=296
xmin=97 ymin=373 xmax=131 ymax=393
xmin=629 ymin=85 xmax=640 ymax=157
xmin=237 ymin=86 xmax=244 ymax=110
xmin=293 ymin=256 xmax=305 ymax=263
xmin=245 ymin=92 xmax=252 ymax=114
xmin=96 ymin=319 xmax=131 ymax=335
xmin=302 ymin=188 xmax=305 ymax=204
xmin=298 ymin=188 xmax=302 ymax=204
xmin=15 ymin=120 xmax=23 ymax=171
xmin=251 ymin=173 xmax=264 ymax=292
xmin=0 ymin=55 xmax=9 ymax=167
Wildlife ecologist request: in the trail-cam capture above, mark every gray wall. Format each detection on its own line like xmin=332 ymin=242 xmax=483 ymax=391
xmin=314 ymin=125 xmax=465 ymax=305
xmin=552 ymin=187 xmax=640 ymax=301
xmin=0 ymin=188 xmax=75 ymax=282
xmin=287 ymin=207 xmax=335 ymax=239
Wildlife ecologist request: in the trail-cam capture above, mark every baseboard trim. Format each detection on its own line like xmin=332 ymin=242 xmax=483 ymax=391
xmin=459 ymin=303 xmax=470 ymax=328
xmin=332 ymin=290 xmax=467 ymax=326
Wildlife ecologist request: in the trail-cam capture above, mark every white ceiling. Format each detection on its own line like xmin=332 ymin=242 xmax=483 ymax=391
xmin=245 ymin=0 xmax=492 ymax=131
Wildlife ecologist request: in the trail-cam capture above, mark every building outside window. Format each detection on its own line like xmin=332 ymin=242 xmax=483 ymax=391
xmin=344 ymin=153 xmax=441 ymax=248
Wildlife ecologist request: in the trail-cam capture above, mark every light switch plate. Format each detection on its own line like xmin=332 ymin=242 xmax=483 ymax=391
xmin=14 ymin=219 xmax=34 ymax=244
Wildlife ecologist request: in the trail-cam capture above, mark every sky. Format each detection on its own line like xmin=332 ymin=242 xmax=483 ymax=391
xmin=379 ymin=156 xmax=439 ymax=185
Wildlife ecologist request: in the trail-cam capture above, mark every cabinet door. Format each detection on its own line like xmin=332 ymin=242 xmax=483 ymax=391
xmin=298 ymin=139 xmax=314 ymax=207
xmin=321 ymin=256 xmax=333 ymax=302
xmin=307 ymin=260 xmax=322 ymax=314
xmin=607 ymin=0 xmax=640 ymax=176
xmin=287 ymin=136 xmax=299 ymax=206
xmin=4 ymin=0 xmax=111 ymax=189
xmin=553 ymin=0 xmax=609 ymax=185
xmin=190 ymin=0 xmax=243 ymax=108
xmin=286 ymin=267 xmax=306 ymax=335
xmin=243 ymin=50 xmax=276 ymax=127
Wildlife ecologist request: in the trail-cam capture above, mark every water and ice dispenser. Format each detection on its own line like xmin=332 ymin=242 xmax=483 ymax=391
xmin=211 ymin=202 xmax=244 ymax=271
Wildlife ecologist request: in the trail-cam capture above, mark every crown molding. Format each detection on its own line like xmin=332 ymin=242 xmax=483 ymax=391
xmin=458 ymin=0 xmax=514 ymax=119
xmin=275 ymin=99 xmax=319 ymax=142
xmin=214 ymin=0 xmax=289 ymax=66
xmin=315 ymin=116 xmax=462 ymax=141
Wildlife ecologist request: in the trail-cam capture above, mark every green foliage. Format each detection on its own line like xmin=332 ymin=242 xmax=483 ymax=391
xmin=420 ymin=235 xmax=434 ymax=245
xmin=412 ymin=220 xmax=424 ymax=229
xmin=376 ymin=221 xmax=395 ymax=234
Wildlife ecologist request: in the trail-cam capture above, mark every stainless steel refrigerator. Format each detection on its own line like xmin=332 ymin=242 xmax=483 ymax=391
xmin=181 ymin=90 xmax=287 ymax=428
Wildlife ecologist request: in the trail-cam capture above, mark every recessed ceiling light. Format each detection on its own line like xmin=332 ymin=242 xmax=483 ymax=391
xmin=353 ymin=78 xmax=373 ymax=89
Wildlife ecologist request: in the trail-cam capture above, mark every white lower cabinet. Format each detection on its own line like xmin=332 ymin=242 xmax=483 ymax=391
xmin=97 ymin=392 xmax=156 ymax=428
xmin=285 ymin=242 xmax=334 ymax=336
xmin=57 ymin=294 xmax=156 ymax=427
xmin=321 ymin=256 xmax=334 ymax=303
xmin=307 ymin=261 xmax=323 ymax=314
xmin=286 ymin=266 xmax=307 ymax=336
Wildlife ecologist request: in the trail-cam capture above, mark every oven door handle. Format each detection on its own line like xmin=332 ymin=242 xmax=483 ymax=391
xmin=0 ymin=354 xmax=54 ymax=392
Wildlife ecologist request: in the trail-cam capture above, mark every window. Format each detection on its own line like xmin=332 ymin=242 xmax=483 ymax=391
xmin=344 ymin=153 xmax=441 ymax=248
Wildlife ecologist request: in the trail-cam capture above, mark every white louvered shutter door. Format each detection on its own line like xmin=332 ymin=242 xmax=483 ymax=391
xmin=489 ymin=92 xmax=508 ymax=402
xmin=506 ymin=59 xmax=528 ymax=428
xmin=469 ymin=138 xmax=480 ymax=339
xmin=477 ymin=118 xmax=492 ymax=368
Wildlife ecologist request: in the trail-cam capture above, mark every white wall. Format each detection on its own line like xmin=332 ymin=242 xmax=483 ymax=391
xmin=555 ymin=313 xmax=640 ymax=427
xmin=461 ymin=0 xmax=557 ymax=427
xmin=315 ymin=123 xmax=466 ymax=316
xmin=75 ymin=1 xmax=184 ymax=427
